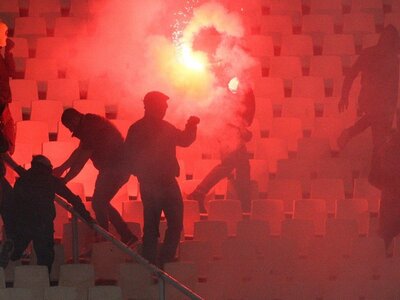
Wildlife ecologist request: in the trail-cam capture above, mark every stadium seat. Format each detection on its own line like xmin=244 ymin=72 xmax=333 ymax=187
xmin=353 ymin=178 xmax=381 ymax=214
xmin=164 ymin=262 xmax=198 ymax=299
xmin=8 ymin=102 xmax=23 ymax=123
xmin=280 ymin=35 xmax=314 ymax=56
xmin=302 ymin=14 xmax=335 ymax=35
xmin=44 ymin=286 xmax=78 ymax=300
xmin=310 ymin=178 xmax=345 ymax=215
xmin=14 ymin=265 xmax=49 ymax=299
xmin=254 ymin=138 xmax=288 ymax=173
xmin=193 ymin=220 xmax=228 ymax=259
xmin=268 ymin=56 xmax=303 ymax=79
xmin=281 ymin=97 xmax=315 ymax=131
xmin=276 ymin=158 xmax=314 ymax=196
xmin=309 ymin=56 xmax=343 ymax=79
xmin=260 ymin=15 xmax=293 ymax=36
xmin=254 ymin=77 xmax=285 ymax=99
xmin=207 ymin=200 xmax=242 ymax=236
xmin=30 ymin=100 xmax=63 ymax=133
xmin=88 ymin=286 xmax=123 ymax=300
xmin=322 ymin=34 xmax=356 ymax=56
xmin=179 ymin=240 xmax=212 ymax=278
xmin=297 ymin=137 xmax=331 ymax=161
xmin=183 ymin=200 xmax=200 ymax=237
xmin=244 ymin=34 xmax=274 ymax=57
xmin=294 ymin=199 xmax=327 ymax=235
xmin=28 ymin=0 xmax=62 ymax=17
xmin=312 ymin=117 xmax=346 ymax=151
xmin=361 ymin=33 xmax=379 ymax=49
xmin=254 ymin=97 xmax=273 ymax=132
xmin=10 ymin=79 xmax=39 ymax=112
xmin=14 ymin=17 xmax=47 ymax=37
xmin=250 ymin=199 xmax=285 ymax=235
xmin=59 ymin=264 xmax=95 ymax=300
xmin=36 ymin=37 xmax=69 ymax=68
xmin=47 ymin=79 xmax=80 ymax=107
xmin=9 ymin=37 xmax=29 ymax=76
xmin=54 ymin=17 xmax=88 ymax=37
xmin=25 ymin=58 xmax=58 ymax=81
xmin=337 ymin=198 xmax=370 ymax=235
xmin=267 ymin=178 xmax=302 ymax=213
xmin=342 ymin=13 xmax=376 ymax=36
xmin=42 ymin=140 xmax=78 ymax=168
xmin=270 ymin=117 xmax=303 ymax=152
xmin=118 ymin=263 xmax=157 ymax=300
xmin=309 ymin=0 xmax=343 ymax=15
xmin=0 ymin=288 xmax=35 ymax=300
xmin=15 ymin=120 xmax=49 ymax=154
xmin=72 ymin=100 xmax=106 ymax=116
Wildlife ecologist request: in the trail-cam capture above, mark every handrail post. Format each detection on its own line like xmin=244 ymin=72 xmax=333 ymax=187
xmin=158 ymin=277 xmax=166 ymax=300
xmin=71 ymin=214 xmax=79 ymax=264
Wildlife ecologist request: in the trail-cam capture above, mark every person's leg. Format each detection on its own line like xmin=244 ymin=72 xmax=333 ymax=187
xmin=0 ymin=175 xmax=17 ymax=240
xmin=378 ymin=189 xmax=400 ymax=254
xmin=189 ymin=151 xmax=237 ymax=212
xmin=159 ymin=180 xmax=183 ymax=267
xmin=233 ymin=147 xmax=252 ymax=212
xmin=32 ymin=222 xmax=54 ymax=273
xmin=140 ymin=182 xmax=163 ymax=265
xmin=91 ymin=169 xmax=135 ymax=242
xmin=337 ymin=114 xmax=372 ymax=149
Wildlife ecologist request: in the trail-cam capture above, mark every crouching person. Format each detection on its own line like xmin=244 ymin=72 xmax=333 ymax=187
xmin=0 ymin=155 xmax=94 ymax=272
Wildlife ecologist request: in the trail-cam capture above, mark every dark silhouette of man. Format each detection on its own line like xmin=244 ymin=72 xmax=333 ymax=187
xmin=337 ymin=25 xmax=400 ymax=153
xmin=53 ymin=108 xmax=138 ymax=245
xmin=369 ymin=128 xmax=400 ymax=253
xmin=188 ymin=80 xmax=255 ymax=213
xmin=124 ymin=91 xmax=199 ymax=267
xmin=0 ymin=155 xmax=93 ymax=272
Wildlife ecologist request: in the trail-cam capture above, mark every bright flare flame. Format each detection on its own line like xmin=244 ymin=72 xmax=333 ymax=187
xmin=179 ymin=43 xmax=207 ymax=71
xmin=228 ymin=76 xmax=239 ymax=94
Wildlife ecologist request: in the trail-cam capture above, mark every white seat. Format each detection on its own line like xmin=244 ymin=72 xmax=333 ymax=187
xmin=14 ymin=265 xmax=50 ymax=300
xmin=58 ymin=264 xmax=95 ymax=300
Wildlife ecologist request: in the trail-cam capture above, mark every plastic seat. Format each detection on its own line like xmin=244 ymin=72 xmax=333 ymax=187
xmin=54 ymin=17 xmax=88 ymax=37
xmin=337 ymin=198 xmax=370 ymax=235
xmin=30 ymin=100 xmax=63 ymax=133
xmin=0 ymin=288 xmax=35 ymax=300
xmin=46 ymin=79 xmax=80 ymax=107
xmin=244 ymin=34 xmax=274 ymax=57
xmin=254 ymin=97 xmax=273 ymax=132
xmin=361 ymin=33 xmax=379 ymax=49
xmin=91 ymin=241 xmax=127 ymax=282
xmin=281 ymin=97 xmax=315 ymax=131
xmin=276 ymin=158 xmax=314 ymax=196
xmin=69 ymin=0 xmax=91 ymax=17
xmin=14 ymin=17 xmax=47 ymax=37
xmin=342 ymin=13 xmax=376 ymax=34
xmin=118 ymin=263 xmax=157 ymax=300
xmin=281 ymin=219 xmax=314 ymax=256
xmin=311 ymin=178 xmax=345 ymax=215
xmin=72 ymin=100 xmax=106 ymax=116
xmin=309 ymin=0 xmax=343 ymax=15
xmin=322 ymin=34 xmax=356 ymax=55
xmin=8 ymin=102 xmax=23 ymax=123
xmin=353 ymin=178 xmax=381 ymax=214
xmin=236 ymin=219 xmax=271 ymax=241
xmin=207 ymin=200 xmax=242 ymax=236
xmin=10 ymin=79 xmax=39 ymax=111
xmin=268 ymin=56 xmax=303 ymax=79
xmin=179 ymin=240 xmax=213 ymax=278
xmin=25 ymin=58 xmax=58 ymax=81
xmin=254 ymin=77 xmax=285 ymax=99
xmin=312 ymin=117 xmax=346 ymax=151
xmin=250 ymin=199 xmax=285 ymax=235
xmin=11 ymin=142 xmax=33 ymax=166
xmin=36 ymin=37 xmax=69 ymax=68
xmin=193 ymin=220 xmax=228 ymax=259
xmin=122 ymin=200 xmax=144 ymax=228
xmin=297 ymin=137 xmax=331 ymax=161
xmin=302 ymin=14 xmax=335 ymax=34
xmin=291 ymin=76 xmax=326 ymax=100
xmin=44 ymin=286 xmax=78 ymax=300
xmin=192 ymin=159 xmax=220 ymax=181
xmin=270 ymin=117 xmax=303 ymax=152
xmin=14 ymin=265 xmax=50 ymax=299
xmin=260 ymin=15 xmax=293 ymax=36
xmin=28 ymin=0 xmax=61 ymax=16
xmin=15 ymin=120 xmax=49 ymax=154
xmin=9 ymin=37 xmax=29 ymax=75
xmin=280 ymin=35 xmax=314 ymax=56
xmin=267 ymin=179 xmax=302 ymax=213
xmin=87 ymin=77 xmax=123 ymax=106
xmin=59 ymin=264 xmax=95 ymax=300
xmin=309 ymin=55 xmax=343 ymax=79
xmin=88 ymin=286 xmax=123 ymax=300
xmin=183 ymin=200 xmax=200 ymax=237
xmin=384 ymin=13 xmax=400 ymax=30
xmin=294 ymin=199 xmax=327 ymax=235
xmin=254 ymin=138 xmax=288 ymax=173
xmin=0 ymin=0 xmax=19 ymax=14
xmin=42 ymin=140 xmax=78 ymax=169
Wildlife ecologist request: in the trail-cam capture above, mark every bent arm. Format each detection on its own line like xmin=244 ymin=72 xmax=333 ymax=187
xmin=62 ymin=147 xmax=92 ymax=183
xmin=176 ymin=118 xmax=198 ymax=147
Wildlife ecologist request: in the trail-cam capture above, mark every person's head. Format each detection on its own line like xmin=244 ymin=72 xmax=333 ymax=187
xmin=143 ymin=91 xmax=169 ymax=119
xmin=31 ymin=155 xmax=53 ymax=173
xmin=377 ymin=24 xmax=400 ymax=52
xmin=61 ymin=108 xmax=83 ymax=133
xmin=0 ymin=21 xmax=8 ymax=48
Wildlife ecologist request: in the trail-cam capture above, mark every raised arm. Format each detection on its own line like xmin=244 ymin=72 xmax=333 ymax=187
xmin=176 ymin=116 xmax=200 ymax=147
xmin=339 ymin=56 xmax=363 ymax=112
xmin=53 ymin=146 xmax=92 ymax=183
xmin=1 ymin=152 xmax=25 ymax=176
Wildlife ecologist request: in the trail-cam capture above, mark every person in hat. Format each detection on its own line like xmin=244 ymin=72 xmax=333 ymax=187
xmin=124 ymin=91 xmax=199 ymax=267
xmin=53 ymin=108 xmax=138 ymax=246
xmin=0 ymin=155 xmax=93 ymax=272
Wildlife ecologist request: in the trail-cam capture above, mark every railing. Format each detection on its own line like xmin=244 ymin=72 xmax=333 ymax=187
xmin=55 ymin=196 xmax=204 ymax=300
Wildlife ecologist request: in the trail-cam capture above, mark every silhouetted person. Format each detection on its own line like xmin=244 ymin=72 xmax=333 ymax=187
xmin=53 ymin=108 xmax=138 ymax=245
xmin=0 ymin=21 xmax=16 ymax=155
xmin=188 ymin=80 xmax=255 ymax=213
xmin=0 ymin=155 xmax=93 ymax=272
xmin=124 ymin=91 xmax=199 ymax=267
xmin=369 ymin=129 xmax=400 ymax=253
xmin=337 ymin=25 xmax=400 ymax=153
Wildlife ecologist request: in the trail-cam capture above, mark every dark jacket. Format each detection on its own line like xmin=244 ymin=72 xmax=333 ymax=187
xmin=13 ymin=166 xmax=88 ymax=225
xmin=124 ymin=116 xmax=197 ymax=183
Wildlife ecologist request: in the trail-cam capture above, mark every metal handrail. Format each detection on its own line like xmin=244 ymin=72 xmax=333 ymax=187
xmin=55 ymin=196 xmax=203 ymax=300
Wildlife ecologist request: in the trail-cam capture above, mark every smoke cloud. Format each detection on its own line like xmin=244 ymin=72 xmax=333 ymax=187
xmin=66 ymin=0 xmax=256 ymax=135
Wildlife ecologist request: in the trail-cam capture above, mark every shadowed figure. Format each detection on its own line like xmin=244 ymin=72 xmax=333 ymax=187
xmin=124 ymin=91 xmax=199 ymax=267
xmin=188 ymin=81 xmax=255 ymax=213
xmin=337 ymin=25 xmax=400 ymax=154
xmin=369 ymin=129 xmax=400 ymax=253
xmin=0 ymin=155 xmax=93 ymax=273
xmin=53 ymin=108 xmax=138 ymax=245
